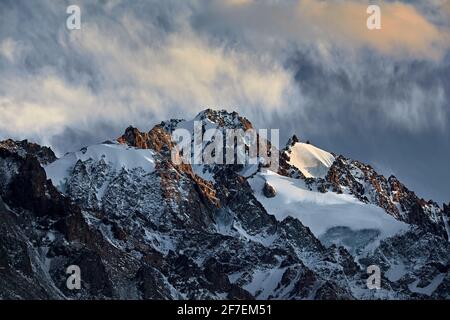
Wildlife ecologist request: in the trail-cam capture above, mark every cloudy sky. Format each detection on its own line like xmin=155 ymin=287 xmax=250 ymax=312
xmin=0 ymin=0 xmax=449 ymax=203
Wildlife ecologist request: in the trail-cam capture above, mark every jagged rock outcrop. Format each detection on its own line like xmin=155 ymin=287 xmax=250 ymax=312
xmin=0 ymin=139 xmax=56 ymax=165
xmin=320 ymin=157 xmax=447 ymax=239
xmin=117 ymin=126 xmax=152 ymax=149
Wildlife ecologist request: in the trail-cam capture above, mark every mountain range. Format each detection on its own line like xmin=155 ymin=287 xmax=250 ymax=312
xmin=0 ymin=109 xmax=449 ymax=299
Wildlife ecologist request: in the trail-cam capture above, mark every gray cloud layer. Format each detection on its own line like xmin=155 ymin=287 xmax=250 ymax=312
xmin=0 ymin=0 xmax=449 ymax=203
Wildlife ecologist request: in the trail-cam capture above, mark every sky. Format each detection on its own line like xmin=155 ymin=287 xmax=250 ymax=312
xmin=0 ymin=0 xmax=449 ymax=204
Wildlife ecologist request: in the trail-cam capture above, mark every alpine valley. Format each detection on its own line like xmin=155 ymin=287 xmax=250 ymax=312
xmin=0 ymin=109 xmax=449 ymax=300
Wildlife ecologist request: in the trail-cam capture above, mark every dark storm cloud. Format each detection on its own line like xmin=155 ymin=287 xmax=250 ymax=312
xmin=0 ymin=0 xmax=449 ymax=203
xmin=283 ymin=50 xmax=450 ymax=134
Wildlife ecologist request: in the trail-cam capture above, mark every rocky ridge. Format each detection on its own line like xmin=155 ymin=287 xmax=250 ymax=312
xmin=0 ymin=109 xmax=448 ymax=299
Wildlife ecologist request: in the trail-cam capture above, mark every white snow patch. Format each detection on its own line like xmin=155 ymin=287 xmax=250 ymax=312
xmin=287 ymin=142 xmax=335 ymax=178
xmin=249 ymin=170 xmax=409 ymax=251
xmin=243 ymin=267 xmax=287 ymax=299
xmin=45 ymin=143 xmax=156 ymax=191
xmin=386 ymin=261 xmax=407 ymax=282
xmin=239 ymin=163 xmax=259 ymax=178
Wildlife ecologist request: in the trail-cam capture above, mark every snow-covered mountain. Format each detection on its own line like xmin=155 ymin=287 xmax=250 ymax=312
xmin=286 ymin=142 xmax=335 ymax=178
xmin=0 ymin=109 xmax=449 ymax=299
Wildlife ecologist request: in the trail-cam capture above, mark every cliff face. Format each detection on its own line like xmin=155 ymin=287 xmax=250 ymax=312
xmin=0 ymin=110 xmax=449 ymax=300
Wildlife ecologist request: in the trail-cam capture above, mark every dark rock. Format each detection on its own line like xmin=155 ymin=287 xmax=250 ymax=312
xmin=70 ymin=251 xmax=113 ymax=297
xmin=135 ymin=266 xmax=174 ymax=299
xmin=228 ymin=284 xmax=254 ymax=300
xmin=263 ymin=181 xmax=276 ymax=198
xmin=0 ymin=139 xmax=56 ymax=165
xmin=314 ymin=281 xmax=354 ymax=300
xmin=203 ymin=258 xmax=232 ymax=292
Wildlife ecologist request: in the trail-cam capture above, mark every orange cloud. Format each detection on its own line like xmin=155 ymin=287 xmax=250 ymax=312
xmin=213 ymin=0 xmax=450 ymax=60
xmin=444 ymin=0 xmax=450 ymax=19
xmin=225 ymin=0 xmax=253 ymax=6
xmin=295 ymin=0 xmax=450 ymax=59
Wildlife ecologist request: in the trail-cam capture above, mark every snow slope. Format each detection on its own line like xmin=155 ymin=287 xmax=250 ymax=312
xmin=45 ymin=143 xmax=156 ymax=190
xmin=249 ymin=170 xmax=409 ymax=255
xmin=287 ymin=142 xmax=335 ymax=178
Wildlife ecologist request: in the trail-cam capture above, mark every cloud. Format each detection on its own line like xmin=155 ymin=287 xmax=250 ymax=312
xmin=192 ymin=0 xmax=450 ymax=134
xmin=441 ymin=0 xmax=450 ymax=17
xmin=196 ymin=0 xmax=450 ymax=60
xmin=0 ymin=38 xmax=26 ymax=63
xmin=71 ymin=17 xmax=293 ymax=112
xmin=0 ymin=1 xmax=297 ymax=147
xmin=0 ymin=0 xmax=449 ymax=145
xmin=0 ymin=74 xmax=101 ymax=144
xmin=277 ymin=50 xmax=450 ymax=138
xmin=225 ymin=0 xmax=254 ymax=6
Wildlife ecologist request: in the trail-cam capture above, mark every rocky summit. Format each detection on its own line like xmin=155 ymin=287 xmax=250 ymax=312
xmin=0 ymin=109 xmax=449 ymax=300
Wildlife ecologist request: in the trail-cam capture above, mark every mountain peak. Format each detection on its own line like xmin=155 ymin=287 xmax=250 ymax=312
xmin=285 ymin=141 xmax=335 ymax=179
xmin=0 ymin=139 xmax=56 ymax=165
xmin=286 ymin=134 xmax=300 ymax=147
xmin=1 ymin=109 xmax=450 ymax=300
xmin=194 ymin=108 xmax=253 ymax=130
xmin=117 ymin=126 xmax=151 ymax=149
